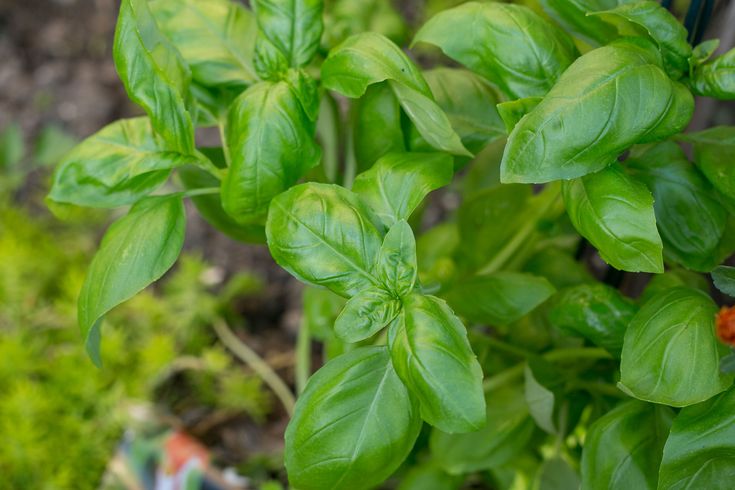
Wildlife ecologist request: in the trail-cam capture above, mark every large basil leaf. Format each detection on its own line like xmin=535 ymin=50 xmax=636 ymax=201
xmin=322 ymin=32 xmax=469 ymax=156
xmin=620 ymin=287 xmax=733 ymax=406
xmin=150 ymin=0 xmax=257 ymax=87
xmin=691 ymin=47 xmax=735 ymax=100
xmin=178 ymin=165 xmax=266 ymax=243
xmin=548 ymin=284 xmax=637 ymax=356
xmin=538 ymin=0 xmax=619 ymax=46
xmin=222 ymin=81 xmax=320 ymax=223
xmin=377 ymin=220 xmax=417 ymax=298
xmin=411 ymin=68 xmax=505 ymax=155
xmin=113 ymin=0 xmax=195 ymax=154
xmin=253 ymin=0 xmax=323 ymax=79
xmin=429 ymin=386 xmax=535 ymax=474
xmin=285 ymin=346 xmax=422 ymax=490
xmin=352 ymin=152 xmax=453 ymax=227
xmin=334 ymin=288 xmax=401 ymax=343
xmin=389 ymin=293 xmax=485 ymax=433
xmin=413 ymin=2 xmax=578 ymax=99
xmin=48 ymin=118 xmax=190 ymax=208
xmin=581 ymin=401 xmax=674 ymax=490
xmin=562 ymin=164 xmax=663 ymax=273
xmin=680 ymin=126 xmax=735 ymax=200
xmin=352 ymin=83 xmax=405 ymax=172
xmin=78 ymin=195 xmax=186 ymax=365
xmin=590 ymin=0 xmax=691 ymax=78
xmin=658 ymin=385 xmax=735 ymax=489
xmin=627 ymin=142 xmax=727 ymax=271
xmin=444 ymin=272 xmax=555 ymax=326
xmin=266 ymin=183 xmax=384 ymax=297
xmin=501 ymin=38 xmax=693 ymax=183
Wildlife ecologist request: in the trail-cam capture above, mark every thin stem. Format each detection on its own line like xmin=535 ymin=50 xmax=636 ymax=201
xmin=295 ymin=321 xmax=311 ymax=396
xmin=183 ymin=187 xmax=220 ymax=198
xmin=194 ymin=149 xmax=225 ymax=180
xmin=212 ymin=319 xmax=296 ymax=416
xmin=485 ymin=337 xmax=535 ymax=358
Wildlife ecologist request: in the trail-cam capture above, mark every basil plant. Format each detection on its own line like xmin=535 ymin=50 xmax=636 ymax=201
xmin=49 ymin=0 xmax=735 ymax=488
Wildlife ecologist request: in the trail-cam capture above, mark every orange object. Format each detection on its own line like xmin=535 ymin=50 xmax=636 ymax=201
xmin=164 ymin=430 xmax=209 ymax=474
xmin=716 ymin=306 xmax=735 ymax=347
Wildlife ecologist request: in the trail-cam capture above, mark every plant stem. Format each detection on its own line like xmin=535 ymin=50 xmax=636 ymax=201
xmin=485 ymin=337 xmax=535 ymax=358
xmin=212 ymin=319 xmax=296 ymax=416
xmin=183 ymin=187 xmax=220 ymax=198
xmin=194 ymin=149 xmax=225 ymax=180
xmin=482 ymin=347 xmax=612 ymax=392
xmin=295 ymin=321 xmax=311 ymax=396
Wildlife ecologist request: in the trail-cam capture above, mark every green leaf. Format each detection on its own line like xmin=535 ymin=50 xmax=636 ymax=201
xmin=429 ymin=386 xmax=535 ymax=474
xmin=397 ymin=463 xmax=461 ymax=490
xmin=691 ymin=39 xmax=719 ymax=66
xmin=323 ymin=0 xmax=408 ymax=49
xmin=178 ymin=165 xmax=265 ymax=243
xmin=659 ymin=385 xmax=735 ymax=489
xmin=78 ymin=194 xmax=186 ymax=365
xmin=389 ymin=293 xmax=485 ymax=433
xmin=538 ymin=0 xmax=619 ymax=46
xmin=0 ymin=122 xmax=24 ymax=170
xmin=352 ymin=83 xmax=405 ymax=172
xmin=535 ymin=458 xmax=580 ymax=490
xmin=444 ymin=272 xmax=555 ymax=326
xmin=253 ymin=0 xmax=323 ymax=79
xmin=627 ymin=142 xmax=727 ymax=272
xmin=285 ymin=346 xmax=422 ymax=490
xmin=590 ymin=0 xmax=691 ymax=78
xmin=284 ymin=68 xmax=320 ymax=122
xmin=352 ymin=152 xmax=453 ymax=227
xmin=48 ymin=118 xmax=191 ymax=208
xmin=413 ymin=2 xmax=578 ymax=99
xmin=712 ymin=266 xmax=735 ymax=297
xmin=222 ymin=81 xmax=321 ymax=223
xmin=497 ymin=97 xmax=543 ymax=134
xmin=150 ymin=0 xmax=258 ymax=87
xmin=523 ymin=247 xmax=595 ymax=289
xmin=113 ymin=0 xmax=195 ymax=154
xmin=334 ymin=288 xmax=401 ymax=343
xmin=322 ymin=32 xmax=469 ymax=156
xmin=680 ymin=126 xmax=735 ymax=200
xmin=619 ymin=287 xmax=733 ymax=407
xmin=562 ymin=163 xmax=663 ymax=273
xmin=417 ymin=222 xmax=460 ymax=287
xmin=501 ymin=38 xmax=693 ymax=183
xmin=581 ymin=401 xmax=673 ymax=490
xmin=266 ymin=183 xmax=384 ymax=297
xmin=413 ymin=68 xmax=505 ymax=155
xmin=639 ymin=268 xmax=709 ymax=304
xmin=691 ymin=47 xmax=735 ymax=100
xmin=377 ymin=220 xmax=417 ymax=298
xmin=524 ymin=363 xmax=557 ymax=434
xmin=548 ymin=284 xmax=637 ymax=357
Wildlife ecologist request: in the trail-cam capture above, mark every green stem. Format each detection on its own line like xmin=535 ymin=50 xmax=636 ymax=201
xmin=295 ymin=321 xmax=311 ymax=396
xmin=485 ymin=337 xmax=535 ymax=358
xmin=213 ymin=319 xmax=296 ymax=416
xmin=183 ymin=187 xmax=220 ymax=198
xmin=194 ymin=149 xmax=224 ymax=180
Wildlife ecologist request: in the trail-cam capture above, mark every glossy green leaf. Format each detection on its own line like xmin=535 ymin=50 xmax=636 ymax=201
xmin=659 ymin=385 xmax=735 ymax=489
xmin=78 ymin=195 xmax=186 ymax=365
xmin=334 ymin=287 xmax=400 ymax=343
xmin=389 ymin=293 xmax=485 ymax=433
xmin=581 ymin=401 xmax=674 ymax=490
xmin=680 ymin=126 xmax=735 ymax=200
xmin=444 ymin=272 xmax=555 ymax=326
xmin=253 ymin=0 xmax=323 ymax=79
xmin=414 ymin=2 xmax=578 ymax=99
xmin=352 ymin=83 xmax=405 ymax=172
xmin=691 ymin=47 xmax=735 ymax=100
xmin=538 ymin=0 xmax=619 ymax=46
xmin=712 ymin=266 xmax=735 ymax=297
xmin=113 ymin=0 xmax=195 ymax=154
xmin=285 ymin=346 xmax=422 ymax=490
xmin=524 ymin=364 xmax=557 ymax=434
xmin=178 ymin=165 xmax=265 ymax=243
xmin=691 ymin=39 xmax=720 ymax=66
xmin=48 ymin=118 xmax=190 ymax=208
xmin=562 ymin=164 xmax=663 ymax=273
xmin=150 ymin=0 xmax=258 ymax=87
xmin=497 ymin=97 xmax=542 ymax=134
xmin=627 ymin=142 xmax=727 ymax=271
xmin=549 ymin=284 xmax=636 ymax=356
xmin=222 ymin=81 xmax=321 ymax=223
xmin=639 ymin=268 xmax=709 ymax=304
xmin=620 ymin=287 xmax=733 ymax=406
xmin=323 ymin=0 xmax=407 ymax=48
xmin=377 ymin=220 xmax=417 ymax=297
xmin=590 ymin=0 xmax=691 ymax=78
xmin=501 ymin=38 xmax=693 ymax=183
xmin=352 ymin=152 xmax=453 ymax=227
xmin=322 ymin=32 xmax=469 ymax=156
xmin=413 ymin=68 xmax=505 ymax=155
xmin=266 ymin=183 xmax=383 ymax=297
xmin=429 ymin=386 xmax=535 ymax=474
